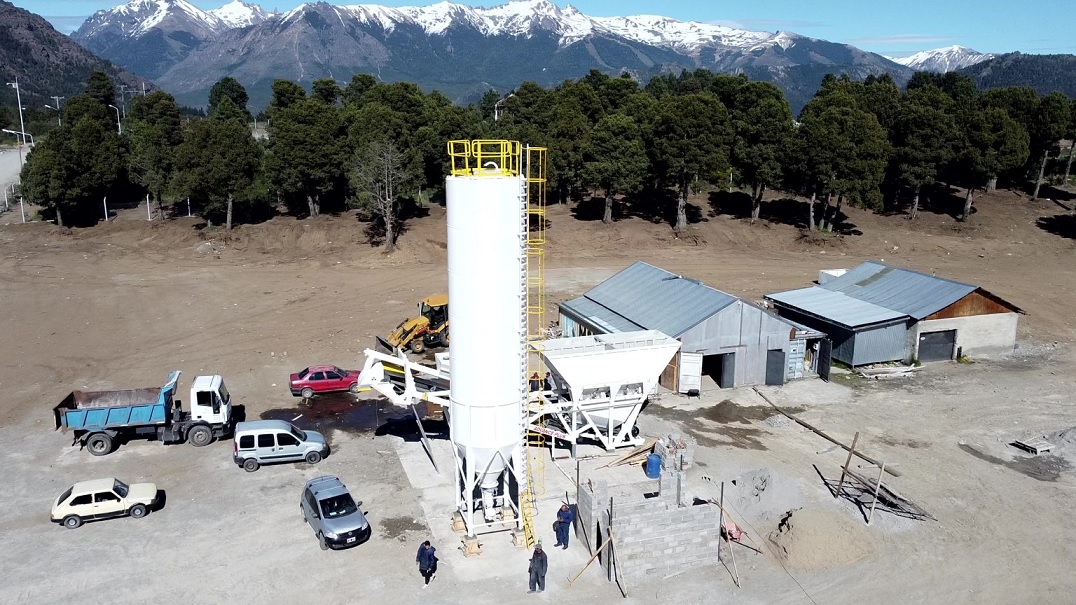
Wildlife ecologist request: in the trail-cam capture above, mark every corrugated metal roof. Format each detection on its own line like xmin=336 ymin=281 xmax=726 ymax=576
xmin=820 ymin=262 xmax=976 ymax=319
xmin=579 ymin=262 xmax=738 ymax=337
xmin=765 ymin=287 xmax=908 ymax=329
xmin=560 ymin=296 xmax=643 ymax=333
xmin=563 ymin=259 xmax=740 ymax=333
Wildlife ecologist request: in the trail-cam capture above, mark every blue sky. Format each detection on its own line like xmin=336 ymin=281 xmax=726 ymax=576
xmin=18 ymin=0 xmax=1076 ymax=56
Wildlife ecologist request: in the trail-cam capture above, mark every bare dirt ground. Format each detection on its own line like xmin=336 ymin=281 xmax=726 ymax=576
xmin=2 ymin=189 xmax=1075 ymax=604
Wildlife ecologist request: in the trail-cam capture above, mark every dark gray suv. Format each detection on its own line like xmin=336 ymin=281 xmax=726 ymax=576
xmin=300 ymin=476 xmax=371 ymax=550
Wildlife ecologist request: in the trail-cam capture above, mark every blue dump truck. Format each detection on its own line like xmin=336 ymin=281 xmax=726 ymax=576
xmin=53 ymin=371 xmax=233 ymax=456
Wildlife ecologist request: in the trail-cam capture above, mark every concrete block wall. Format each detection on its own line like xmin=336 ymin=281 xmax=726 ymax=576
xmin=586 ymin=470 xmax=720 ymax=584
xmin=598 ymin=497 xmax=721 ymax=582
xmin=576 ymin=479 xmax=608 ymax=554
xmin=655 ymin=433 xmax=697 ymax=470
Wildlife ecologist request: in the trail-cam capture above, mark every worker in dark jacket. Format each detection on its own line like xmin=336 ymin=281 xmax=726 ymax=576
xmin=554 ymin=504 xmax=573 ymax=549
xmin=529 ymin=372 xmax=542 ymax=392
xmin=416 ymin=540 xmax=437 ymax=588
xmin=528 ymin=543 xmax=548 ymax=593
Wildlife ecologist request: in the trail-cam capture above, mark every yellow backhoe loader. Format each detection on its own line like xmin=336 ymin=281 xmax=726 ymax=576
xmin=383 ymin=294 xmax=449 ymax=354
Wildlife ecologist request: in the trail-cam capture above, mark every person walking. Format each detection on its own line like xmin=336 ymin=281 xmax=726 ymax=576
xmin=554 ymin=504 xmax=573 ymax=549
xmin=416 ymin=540 xmax=437 ymax=588
xmin=528 ymin=543 xmax=548 ymax=593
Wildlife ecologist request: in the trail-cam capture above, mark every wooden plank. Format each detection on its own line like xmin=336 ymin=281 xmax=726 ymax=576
xmin=567 ymin=534 xmax=613 ymax=586
xmin=835 ymin=431 xmax=860 ymax=498
xmin=867 ymin=462 xmax=885 ymax=525
xmin=752 ymin=387 xmax=902 ymax=477
xmin=597 ymin=438 xmax=656 ymax=469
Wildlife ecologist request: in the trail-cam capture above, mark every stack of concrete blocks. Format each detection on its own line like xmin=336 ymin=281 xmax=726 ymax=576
xmin=655 ymin=432 xmax=697 ymax=471
xmin=576 ymin=470 xmax=721 ymax=585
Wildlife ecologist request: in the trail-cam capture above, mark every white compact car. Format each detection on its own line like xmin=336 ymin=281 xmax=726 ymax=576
xmin=51 ymin=477 xmax=158 ymax=529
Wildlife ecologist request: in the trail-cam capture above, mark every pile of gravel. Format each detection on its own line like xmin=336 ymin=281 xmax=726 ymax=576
xmin=765 ymin=414 xmax=792 ymax=429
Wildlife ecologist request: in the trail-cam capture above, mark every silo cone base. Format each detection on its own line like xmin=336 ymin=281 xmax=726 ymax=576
xmin=461 ymin=535 xmax=482 ymax=557
xmin=510 ymin=529 xmax=528 ymax=548
xmin=451 ymin=511 xmax=466 ymax=533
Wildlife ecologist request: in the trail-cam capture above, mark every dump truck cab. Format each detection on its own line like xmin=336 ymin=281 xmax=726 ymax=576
xmin=189 ymin=374 xmax=231 ymax=427
xmin=387 ymin=294 xmax=449 ymax=353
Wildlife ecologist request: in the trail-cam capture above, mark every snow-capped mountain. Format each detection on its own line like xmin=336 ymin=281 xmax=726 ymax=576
xmin=887 ymin=45 xmax=994 ymax=73
xmin=209 ymin=0 xmax=269 ymax=29
xmin=73 ymin=0 xmax=228 ymax=79
xmin=76 ymin=0 xmax=223 ymax=40
xmin=71 ymin=0 xmax=911 ymax=111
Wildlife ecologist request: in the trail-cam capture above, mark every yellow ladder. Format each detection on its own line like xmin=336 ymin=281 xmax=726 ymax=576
xmin=520 ymin=145 xmax=548 ymax=548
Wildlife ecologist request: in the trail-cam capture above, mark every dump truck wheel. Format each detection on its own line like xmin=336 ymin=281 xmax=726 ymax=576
xmin=410 ymin=339 xmax=425 ymax=354
xmin=439 ymin=331 xmax=450 ymax=347
xmin=188 ymin=425 xmax=213 ymax=447
xmin=63 ymin=515 xmax=83 ymax=529
xmin=129 ymin=504 xmax=147 ymax=519
xmin=87 ymin=433 xmax=113 ymax=456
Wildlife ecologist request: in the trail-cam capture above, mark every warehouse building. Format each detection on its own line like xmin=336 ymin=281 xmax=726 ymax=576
xmin=558 ymin=262 xmax=827 ymax=393
xmin=765 ymin=262 xmax=1023 ymax=366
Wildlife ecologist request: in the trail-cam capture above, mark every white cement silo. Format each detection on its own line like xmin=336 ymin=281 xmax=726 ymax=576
xmin=446 ymin=171 xmax=526 ymax=536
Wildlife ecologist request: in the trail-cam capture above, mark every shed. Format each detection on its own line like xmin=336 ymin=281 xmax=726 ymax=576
xmin=765 ymin=262 xmax=1023 ymax=365
xmin=559 ymin=262 xmax=828 ymax=392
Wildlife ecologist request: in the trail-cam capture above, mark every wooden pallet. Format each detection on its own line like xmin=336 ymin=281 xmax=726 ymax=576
xmin=1012 ymin=437 xmax=1053 ymax=455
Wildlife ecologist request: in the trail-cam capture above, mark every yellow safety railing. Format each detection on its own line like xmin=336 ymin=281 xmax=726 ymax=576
xmin=447 ymin=139 xmax=522 ymax=177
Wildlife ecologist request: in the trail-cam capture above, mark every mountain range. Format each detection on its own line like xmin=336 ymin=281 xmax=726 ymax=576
xmin=0 ymin=0 xmax=145 ymax=107
xmin=71 ymin=0 xmax=924 ymax=111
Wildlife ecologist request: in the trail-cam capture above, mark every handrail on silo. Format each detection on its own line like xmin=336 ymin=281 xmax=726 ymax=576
xmin=446 ymin=139 xmax=522 ymax=177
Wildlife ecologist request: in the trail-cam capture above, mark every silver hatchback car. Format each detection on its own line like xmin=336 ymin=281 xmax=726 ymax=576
xmin=300 ymin=476 xmax=371 ymax=550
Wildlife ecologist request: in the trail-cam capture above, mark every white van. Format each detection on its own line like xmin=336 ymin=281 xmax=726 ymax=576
xmin=233 ymin=420 xmax=329 ymax=472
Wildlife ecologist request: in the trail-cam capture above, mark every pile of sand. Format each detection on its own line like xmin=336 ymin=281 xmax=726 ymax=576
xmin=767 ymin=508 xmax=874 ymax=572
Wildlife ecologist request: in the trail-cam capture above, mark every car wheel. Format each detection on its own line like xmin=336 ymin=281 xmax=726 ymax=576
xmin=188 ymin=425 xmax=213 ymax=447
xmin=243 ymin=458 xmax=259 ymax=472
xmin=300 ymin=505 xmax=307 ymax=523
xmin=129 ymin=504 xmax=148 ymax=519
xmin=86 ymin=433 xmax=113 ymax=456
xmin=305 ymin=451 xmax=322 ymax=464
xmin=301 ymin=387 xmax=314 ymax=399
xmin=63 ymin=515 xmax=83 ymax=529
xmin=349 ymin=383 xmax=360 ymax=394
xmin=318 ymin=532 xmax=328 ymax=551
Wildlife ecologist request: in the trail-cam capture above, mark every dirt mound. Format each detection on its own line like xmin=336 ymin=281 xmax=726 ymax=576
xmin=768 ymin=508 xmax=874 ymax=572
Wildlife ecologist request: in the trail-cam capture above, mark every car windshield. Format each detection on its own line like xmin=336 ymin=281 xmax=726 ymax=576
xmin=298 ymin=368 xmax=310 ymax=379
xmin=319 ymin=494 xmax=358 ymax=519
xmin=218 ymin=382 xmax=230 ymax=405
xmin=113 ymin=479 xmax=129 ymax=497
xmin=290 ymin=426 xmax=306 ymax=441
xmin=58 ymin=487 xmax=73 ymax=504
xmin=335 ymin=367 xmax=348 ymax=377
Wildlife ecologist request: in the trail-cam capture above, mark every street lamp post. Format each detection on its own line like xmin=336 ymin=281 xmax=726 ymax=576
xmin=48 ymin=96 xmax=64 ymax=126
xmin=108 ymin=104 xmax=122 ymax=135
xmin=5 ymin=77 xmax=26 ymax=170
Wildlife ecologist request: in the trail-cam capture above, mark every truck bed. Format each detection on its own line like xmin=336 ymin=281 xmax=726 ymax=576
xmin=53 ymin=372 xmax=180 ymax=432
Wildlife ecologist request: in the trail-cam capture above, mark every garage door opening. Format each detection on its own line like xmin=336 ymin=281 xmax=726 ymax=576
xmin=702 ymin=353 xmax=735 ymax=388
xmin=919 ymin=330 xmax=956 ymax=362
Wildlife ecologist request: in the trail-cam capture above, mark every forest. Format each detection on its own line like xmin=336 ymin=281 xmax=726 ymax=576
xmin=13 ymin=68 xmax=1076 ymax=250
